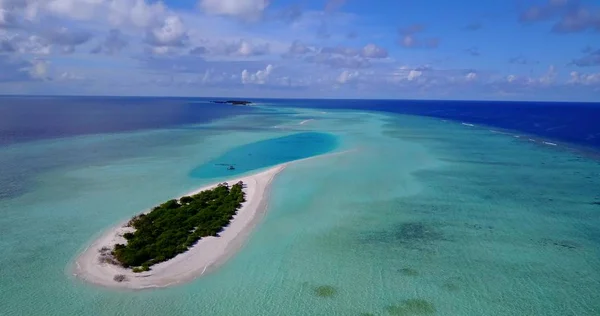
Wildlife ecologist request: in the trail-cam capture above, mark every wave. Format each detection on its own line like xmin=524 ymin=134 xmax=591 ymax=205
xmin=543 ymin=142 xmax=558 ymax=146
xmin=462 ymin=123 xmax=475 ymax=127
xmin=299 ymin=119 xmax=314 ymax=125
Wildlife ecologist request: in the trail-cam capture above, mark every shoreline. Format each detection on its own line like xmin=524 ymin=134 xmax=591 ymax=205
xmin=73 ymin=164 xmax=286 ymax=290
xmin=72 ymin=149 xmax=354 ymax=290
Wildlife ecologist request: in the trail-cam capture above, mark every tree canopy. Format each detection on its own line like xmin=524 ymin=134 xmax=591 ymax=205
xmin=112 ymin=181 xmax=245 ymax=270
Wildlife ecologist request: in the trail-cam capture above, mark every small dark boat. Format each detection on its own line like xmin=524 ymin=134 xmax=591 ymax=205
xmin=227 ymin=165 xmax=235 ymax=170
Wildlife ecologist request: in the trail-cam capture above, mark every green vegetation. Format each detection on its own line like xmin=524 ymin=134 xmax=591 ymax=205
xmin=112 ymin=181 xmax=245 ymax=270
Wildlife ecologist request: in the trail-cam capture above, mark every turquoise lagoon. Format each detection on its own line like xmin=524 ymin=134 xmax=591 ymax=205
xmin=0 ymin=106 xmax=599 ymax=315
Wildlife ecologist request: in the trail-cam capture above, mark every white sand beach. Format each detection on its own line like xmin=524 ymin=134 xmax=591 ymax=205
xmin=73 ymin=165 xmax=286 ymax=290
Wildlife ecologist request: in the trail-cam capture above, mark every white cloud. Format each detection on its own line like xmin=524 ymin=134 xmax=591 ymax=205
xmin=466 ymin=72 xmax=477 ymax=81
xmin=1 ymin=34 xmax=51 ymax=55
xmin=241 ymin=64 xmax=273 ymax=84
xmin=569 ymin=71 xmax=600 ymax=85
xmin=285 ymin=40 xmax=313 ymax=56
xmin=148 ymin=15 xmax=187 ymax=47
xmin=59 ymin=71 xmax=84 ymax=81
xmin=210 ymin=39 xmax=270 ymax=57
xmin=91 ymin=29 xmax=127 ymax=54
xmin=337 ymin=70 xmax=358 ymax=84
xmin=539 ymin=65 xmax=557 ymax=85
xmin=361 ymin=43 xmax=388 ymax=59
xmin=27 ymin=59 xmax=49 ymax=79
xmin=1 ymin=0 xmax=167 ymax=28
xmin=407 ymin=70 xmax=422 ymax=81
xmin=199 ymin=0 xmax=269 ymax=20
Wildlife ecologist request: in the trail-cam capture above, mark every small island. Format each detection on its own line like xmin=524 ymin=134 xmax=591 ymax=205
xmin=107 ymin=181 xmax=245 ymax=272
xmin=210 ymin=100 xmax=253 ymax=106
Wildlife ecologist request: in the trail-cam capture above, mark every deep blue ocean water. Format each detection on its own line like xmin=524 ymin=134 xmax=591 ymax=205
xmin=2 ymin=96 xmax=599 ymax=149
xmin=0 ymin=96 xmax=256 ymax=146
xmin=261 ymin=99 xmax=600 ymax=150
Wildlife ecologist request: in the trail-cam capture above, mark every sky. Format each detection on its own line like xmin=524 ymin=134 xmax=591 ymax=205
xmin=0 ymin=0 xmax=599 ymax=101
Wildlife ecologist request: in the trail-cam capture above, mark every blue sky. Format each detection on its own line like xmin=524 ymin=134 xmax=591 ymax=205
xmin=0 ymin=0 xmax=599 ymax=101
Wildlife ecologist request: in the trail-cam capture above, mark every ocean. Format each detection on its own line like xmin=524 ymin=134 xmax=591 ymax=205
xmin=0 ymin=97 xmax=599 ymax=315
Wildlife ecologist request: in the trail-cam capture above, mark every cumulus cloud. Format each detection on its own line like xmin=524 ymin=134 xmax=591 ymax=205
xmin=27 ymin=58 xmax=49 ymax=80
xmin=570 ymin=49 xmax=600 ymax=66
xmin=284 ymin=42 xmax=386 ymax=69
xmin=0 ymin=0 xmax=169 ymax=29
xmin=569 ymin=71 xmax=600 ymax=85
xmin=539 ymin=65 xmax=557 ymax=84
xmin=199 ymin=0 xmax=269 ymax=21
xmin=503 ymin=65 xmax=558 ymax=86
xmin=209 ymin=39 xmax=270 ymax=56
xmin=0 ymin=34 xmax=52 ymax=54
xmin=241 ymin=64 xmax=273 ymax=84
xmin=91 ymin=29 xmax=128 ymax=55
xmin=0 ymin=55 xmax=50 ymax=82
xmin=519 ymin=0 xmax=600 ymax=33
xmin=146 ymin=15 xmax=187 ymax=47
xmin=285 ymin=40 xmax=313 ymax=56
xmin=59 ymin=71 xmax=85 ymax=81
xmin=42 ymin=26 xmax=92 ymax=53
xmin=407 ymin=70 xmax=422 ymax=81
xmin=361 ymin=44 xmax=388 ymax=58
xmin=336 ymin=70 xmax=358 ymax=84
xmin=189 ymin=46 xmax=208 ymax=55
xmin=305 ymin=53 xmax=370 ymax=69
xmin=0 ymin=0 xmax=186 ymax=57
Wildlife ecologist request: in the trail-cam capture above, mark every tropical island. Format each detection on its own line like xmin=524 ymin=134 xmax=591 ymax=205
xmin=210 ymin=100 xmax=253 ymax=106
xmin=108 ymin=181 xmax=245 ymax=272
xmin=74 ymin=165 xmax=287 ymax=289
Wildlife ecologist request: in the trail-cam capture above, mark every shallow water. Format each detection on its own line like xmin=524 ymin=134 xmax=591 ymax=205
xmin=0 ymin=105 xmax=599 ymax=315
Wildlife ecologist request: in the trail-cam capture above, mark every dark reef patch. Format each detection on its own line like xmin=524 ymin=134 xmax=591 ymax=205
xmin=396 ymin=222 xmax=444 ymax=245
xmin=359 ymin=221 xmax=445 ymax=251
xmin=314 ymin=285 xmax=337 ymax=298
xmin=441 ymin=281 xmax=460 ymax=292
xmin=398 ymin=268 xmax=419 ymax=277
xmin=540 ymin=238 xmax=579 ymax=250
